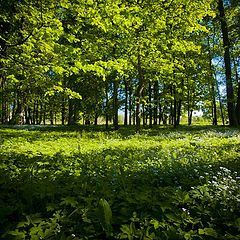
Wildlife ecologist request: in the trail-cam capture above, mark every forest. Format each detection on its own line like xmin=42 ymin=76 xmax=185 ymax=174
xmin=0 ymin=0 xmax=240 ymax=239
xmin=0 ymin=0 xmax=239 ymax=129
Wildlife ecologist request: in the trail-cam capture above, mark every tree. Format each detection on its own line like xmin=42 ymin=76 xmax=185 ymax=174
xmin=218 ymin=0 xmax=238 ymax=126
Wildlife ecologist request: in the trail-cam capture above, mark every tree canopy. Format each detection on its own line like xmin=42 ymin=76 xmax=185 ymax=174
xmin=0 ymin=0 xmax=240 ymax=129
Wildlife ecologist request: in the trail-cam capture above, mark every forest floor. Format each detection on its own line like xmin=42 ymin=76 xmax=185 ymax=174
xmin=0 ymin=125 xmax=240 ymax=239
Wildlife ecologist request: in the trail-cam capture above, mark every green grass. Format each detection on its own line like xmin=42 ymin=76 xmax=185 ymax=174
xmin=0 ymin=125 xmax=240 ymax=239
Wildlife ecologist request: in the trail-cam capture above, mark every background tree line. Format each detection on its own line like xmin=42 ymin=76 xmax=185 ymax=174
xmin=0 ymin=0 xmax=239 ymax=130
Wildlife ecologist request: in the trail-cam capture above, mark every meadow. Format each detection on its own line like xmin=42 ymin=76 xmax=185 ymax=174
xmin=0 ymin=125 xmax=240 ymax=239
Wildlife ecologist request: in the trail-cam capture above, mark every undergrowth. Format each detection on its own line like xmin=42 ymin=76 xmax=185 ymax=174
xmin=0 ymin=125 xmax=239 ymax=239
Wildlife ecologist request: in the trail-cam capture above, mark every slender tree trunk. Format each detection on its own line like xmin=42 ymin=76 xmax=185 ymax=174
xmin=142 ymin=105 xmax=146 ymax=126
xmin=38 ymin=103 xmax=43 ymax=125
xmin=1 ymin=76 xmax=7 ymax=124
xmin=68 ymin=99 xmax=74 ymax=125
xmin=234 ymin=59 xmax=240 ymax=124
xmin=43 ymin=104 xmax=46 ymax=125
xmin=213 ymin=70 xmax=225 ymax=125
xmin=173 ymin=87 xmax=177 ymax=127
xmin=35 ymin=102 xmax=39 ymax=124
xmin=32 ymin=103 xmax=35 ymax=124
xmin=113 ymin=80 xmax=119 ymax=130
xmin=208 ymin=36 xmax=217 ymax=125
xmin=149 ymin=82 xmax=153 ymax=128
xmin=153 ymin=81 xmax=158 ymax=125
xmin=136 ymin=51 xmax=145 ymax=132
xmin=50 ymin=105 xmax=54 ymax=125
xmin=62 ymin=97 xmax=65 ymax=125
xmin=105 ymin=82 xmax=109 ymax=129
xmin=159 ymin=104 xmax=162 ymax=125
xmin=176 ymin=100 xmax=182 ymax=126
xmin=169 ymin=86 xmax=173 ymax=125
xmin=218 ymin=0 xmax=237 ymax=126
xmin=11 ymin=86 xmax=23 ymax=125
xmin=188 ymin=110 xmax=193 ymax=126
xmin=124 ymin=79 xmax=128 ymax=126
xmin=94 ymin=114 xmax=98 ymax=125
xmin=28 ymin=107 xmax=32 ymax=124
xmin=129 ymin=86 xmax=132 ymax=126
xmin=25 ymin=107 xmax=30 ymax=124
xmin=212 ymin=83 xmax=218 ymax=125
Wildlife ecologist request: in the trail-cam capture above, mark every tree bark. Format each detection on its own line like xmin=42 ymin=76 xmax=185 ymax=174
xmin=105 ymin=81 xmax=109 ymax=130
xmin=113 ymin=80 xmax=119 ymax=130
xmin=124 ymin=79 xmax=128 ymax=126
xmin=149 ymin=82 xmax=153 ymax=128
xmin=129 ymin=86 xmax=132 ymax=126
xmin=218 ymin=0 xmax=238 ymax=126
xmin=153 ymin=81 xmax=158 ymax=125
xmin=234 ymin=58 xmax=240 ymax=124
xmin=136 ymin=51 xmax=145 ymax=132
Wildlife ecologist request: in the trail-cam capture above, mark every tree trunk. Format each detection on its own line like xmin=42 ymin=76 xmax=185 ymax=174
xmin=38 ymin=103 xmax=43 ymax=125
xmin=94 ymin=115 xmax=98 ymax=125
xmin=113 ymin=80 xmax=119 ymax=130
xmin=43 ymin=104 xmax=46 ymax=125
xmin=136 ymin=51 xmax=145 ymax=132
xmin=176 ymin=100 xmax=182 ymax=126
xmin=68 ymin=99 xmax=74 ymax=125
xmin=188 ymin=110 xmax=193 ymax=126
xmin=1 ymin=76 xmax=7 ymax=124
xmin=149 ymin=82 xmax=153 ymax=128
xmin=61 ymin=97 xmax=66 ymax=125
xmin=129 ymin=86 xmax=132 ymax=126
xmin=234 ymin=58 xmax=240 ymax=124
xmin=153 ymin=81 xmax=158 ymax=125
xmin=105 ymin=82 xmax=109 ymax=129
xmin=218 ymin=0 xmax=237 ymax=126
xmin=212 ymin=83 xmax=218 ymax=125
xmin=208 ymin=36 xmax=218 ymax=125
xmin=124 ymin=79 xmax=128 ymax=126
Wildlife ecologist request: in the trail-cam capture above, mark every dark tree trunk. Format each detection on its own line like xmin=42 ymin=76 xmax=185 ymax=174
xmin=176 ymin=100 xmax=182 ymax=126
xmin=142 ymin=105 xmax=146 ymax=126
xmin=169 ymin=86 xmax=173 ymax=125
xmin=212 ymin=83 xmax=218 ymax=126
xmin=68 ymin=99 xmax=74 ymax=125
xmin=61 ymin=97 xmax=66 ymax=125
xmin=105 ymin=82 xmax=109 ymax=130
xmin=113 ymin=80 xmax=119 ymax=130
xmin=218 ymin=0 xmax=237 ymax=126
xmin=234 ymin=59 xmax=240 ymax=124
xmin=129 ymin=86 xmax=132 ymax=126
xmin=43 ymin=104 xmax=46 ymax=125
xmin=136 ymin=51 xmax=145 ymax=132
xmin=10 ymin=86 xmax=24 ymax=125
xmin=35 ymin=102 xmax=39 ymax=124
xmin=208 ymin=36 xmax=218 ymax=125
xmin=94 ymin=115 xmax=98 ymax=125
xmin=1 ymin=76 xmax=7 ymax=124
xmin=153 ymin=81 xmax=158 ymax=125
xmin=173 ymin=87 xmax=177 ymax=127
xmin=149 ymin=82 xmax=153 ymax=128
xmin=32 ymin=103 xmax=35 ymax=124
xmin=38 ymin=103 xmax=43 ymax=125
xmin=124 ymin=79 xmax=128 ymax=126
xmin=25 ymin=107 xmax=30 ymax=124
xmin=188 ymin=110 xmax=193 ymax=126
xmin=50 ymin=109 xmax=54 ymax=125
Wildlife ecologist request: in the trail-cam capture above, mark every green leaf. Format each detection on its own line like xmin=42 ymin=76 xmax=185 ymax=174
xmin=198 ymin=228 xmax=218 ymax=238
xmin=98 ymin=198 xmax=112 ymax=236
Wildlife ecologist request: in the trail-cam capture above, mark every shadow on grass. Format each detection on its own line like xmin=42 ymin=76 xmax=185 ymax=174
xmin=1 ymin=140 xmax=240 ymax=238
xmin=0 ymin=124 xmax=239 ymax=143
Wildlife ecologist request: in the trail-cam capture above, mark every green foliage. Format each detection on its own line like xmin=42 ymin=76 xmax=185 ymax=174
xmin=0 ymin=126 xmax=240 ymax=239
